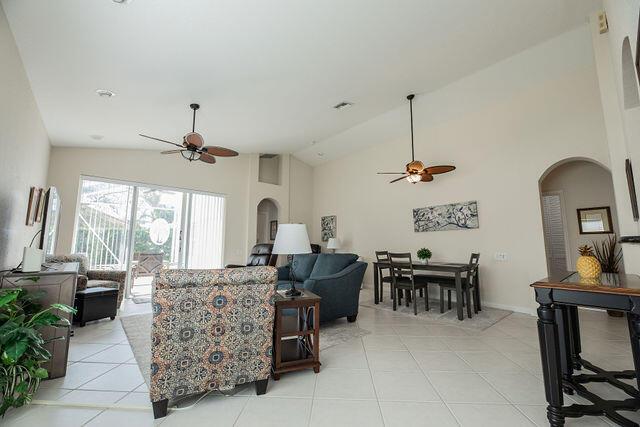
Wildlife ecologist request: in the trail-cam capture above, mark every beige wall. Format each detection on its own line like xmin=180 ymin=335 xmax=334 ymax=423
xmin=591 ymin=1 xmax=640 ymax=272
xmin=47 ymin=147 xmax=252 ymax=266
xmin=0 ymin=4 xmax=50 ymax=268
xmin=290 ymin=156 xmax=314 ymax=232
xmin=311 ymin=26 xmax=610 ymax=313
xmin=540 ymin=160 xmax=620 ymax=267
xmin=47 ymin=148 xmax=315 ymax=266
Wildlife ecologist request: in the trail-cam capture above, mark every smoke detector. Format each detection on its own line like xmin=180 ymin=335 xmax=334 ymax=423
xmin=96 ymin=89 xmax=116 ymax=98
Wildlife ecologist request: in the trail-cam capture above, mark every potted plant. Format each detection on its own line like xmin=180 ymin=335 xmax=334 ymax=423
xmin=0 ymin=288 xmax=75 ymax=417
xmin=592 ymin=235 xmax=624 ymax=317
xmin=417 ymin=248 xmax=432 ymax=264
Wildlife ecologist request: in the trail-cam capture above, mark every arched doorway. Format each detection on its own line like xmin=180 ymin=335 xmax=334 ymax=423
xmin=539 ymin=159 xmax=620 ymax=276
xmin=622 ymin=36 xmax=640 ymax=110
xmin=256 ymin=198 xmax=279 ymax=244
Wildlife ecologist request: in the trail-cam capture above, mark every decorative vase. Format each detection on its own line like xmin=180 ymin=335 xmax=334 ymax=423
xmin=418 ymin=258 xmax=428 ymax=264
xmin=576 ymin=245 xmax=601 ymax=279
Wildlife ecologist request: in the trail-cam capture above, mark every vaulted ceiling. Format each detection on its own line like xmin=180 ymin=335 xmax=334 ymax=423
xmin=2 ymin=0 xmax=601 ymax=155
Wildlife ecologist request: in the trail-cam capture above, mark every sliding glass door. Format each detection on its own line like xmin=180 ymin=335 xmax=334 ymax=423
xmin=74 ymin=179 xmax=133 ymax=271
xmin=73 ymin=177 xmax=225 ymax=299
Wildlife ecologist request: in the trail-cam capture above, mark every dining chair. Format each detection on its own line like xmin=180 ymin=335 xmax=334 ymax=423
xmin=375 ymin=251 xmax=394 ymax=302
xmin=388 ymin=252 xmax=429 ymax=315
xmin=439 ymin=253 xmax=480 ymax=318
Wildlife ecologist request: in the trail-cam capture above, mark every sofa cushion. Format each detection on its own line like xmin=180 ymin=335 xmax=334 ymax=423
xmin=87 ymin=279 xmax=120 ymax=290
xmin=310 ymin=254 xmax=358 ymax=278
xmin=290 ymin=254 xmax=318 ymax=281
xmin=277 ymin=280 xmax=304 ymax=291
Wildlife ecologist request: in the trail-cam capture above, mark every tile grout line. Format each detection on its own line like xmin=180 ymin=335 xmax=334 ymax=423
xmin=361 ymin=336 xmax=387 ymax=426
xmin=407 ymin=337 xmax=462 ymax=427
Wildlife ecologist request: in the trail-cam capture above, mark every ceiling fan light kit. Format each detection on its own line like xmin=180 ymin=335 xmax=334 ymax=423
xmin=377 ymin=94 xmax=455 ymax=184
xmin=139 ymin=103 xmax=238 ymax=165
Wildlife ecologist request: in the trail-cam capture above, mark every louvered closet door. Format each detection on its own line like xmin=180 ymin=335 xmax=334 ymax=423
xmin=542 ymin=193 xmax=569 ymax=276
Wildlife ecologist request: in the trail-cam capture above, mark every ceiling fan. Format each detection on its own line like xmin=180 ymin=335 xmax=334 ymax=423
xmin=377 ymin=94 xmax=455 ymax=183
xmin=139 ymin=103 xmax=239 ymax=164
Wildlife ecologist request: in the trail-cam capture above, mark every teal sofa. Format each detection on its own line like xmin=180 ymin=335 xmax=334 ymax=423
xmin=277 ymin=253 xmax=367 ymax=323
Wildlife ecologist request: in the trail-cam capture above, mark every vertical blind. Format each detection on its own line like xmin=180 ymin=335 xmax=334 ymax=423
xmin=187 ymin=193 xmax=225 ymax=269
xmin=542 ymin=194 xmax=568 ymax=275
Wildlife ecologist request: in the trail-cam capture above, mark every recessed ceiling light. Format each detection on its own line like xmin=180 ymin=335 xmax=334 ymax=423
xmin=112 ymin=0 xmax=133 ymax=3
xmin=89 ymin=134 xmax=104 ymax=140
xmin=333 ymin=102 xmax=353 ymax=110
xmin=96 ymin=89 xmax=115 ymax=98
xmin=317 ymin=152 xmax=324 ymax=157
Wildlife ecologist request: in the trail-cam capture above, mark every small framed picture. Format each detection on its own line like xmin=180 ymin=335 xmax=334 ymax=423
xmin=270 ymin=220 xmax=278 ymax=240
xmin=25 ymin=187 xmax=41 ymax=226
xmin=35 ymin=188 xmax=46 ymax=222
xmin=577 ymin=206 xmax=614 ymax=234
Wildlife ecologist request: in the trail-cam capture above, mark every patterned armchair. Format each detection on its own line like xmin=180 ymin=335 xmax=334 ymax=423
xmin=150 ymin=266 xmax=277 ymax=419
xmin=45 ymin=254 xmax=126 ymax=308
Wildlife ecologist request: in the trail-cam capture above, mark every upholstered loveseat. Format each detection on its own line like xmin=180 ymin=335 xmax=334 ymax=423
xmin=150 ymin=266 xmax=277 ymax=419
xmin=277 ymin=253 xmax=366 ymax=323
xmin=45 ymin=254 xmax=126 ymax=308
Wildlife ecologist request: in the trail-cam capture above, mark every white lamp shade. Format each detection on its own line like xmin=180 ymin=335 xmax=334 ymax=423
xmin=326 ymin=238 xmax=341 ymax=250
xmin=272 ymin=224 xmax=311 ymax=254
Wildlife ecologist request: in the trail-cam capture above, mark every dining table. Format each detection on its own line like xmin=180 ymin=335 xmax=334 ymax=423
xmin=371 ymin=260 xmax=477 ymax=321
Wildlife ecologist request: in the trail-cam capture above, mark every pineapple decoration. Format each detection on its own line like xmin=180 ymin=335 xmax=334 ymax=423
xmin=576 ymin=245 xmax=602 ymax=279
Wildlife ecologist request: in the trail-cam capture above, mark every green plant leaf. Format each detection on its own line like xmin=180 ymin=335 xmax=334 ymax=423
xmin=0 ymin=291 xmax=19 ymax=308
xmin=34 ymin=367 xmax=48 ymax=379
xmin=50 ymin=303 xmax=76 ymax=314
xmin=3 ymin=340 xmax=28 ymax=362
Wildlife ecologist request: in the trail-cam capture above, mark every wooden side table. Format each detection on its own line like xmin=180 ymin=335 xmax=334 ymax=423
xmin=272 ymin=289 xmax=321 ymax=380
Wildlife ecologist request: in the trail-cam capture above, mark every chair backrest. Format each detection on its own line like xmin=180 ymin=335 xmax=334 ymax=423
xmin=388 ymin=252 xmax=415 ymax=284
xmin=151 ymin=266 xmax=277 ymax=403
xmin=375 ymin=251 xmax=392 ymax=274
xmin=467 ymin=253 xmax=480 ymax=285
xmin=375 ymin=251 xmax=389 ymax=262
xmin=136 ymin=252 xmax=164 ymax=275
xmin=46 ymin=253 xmax=89 ymax=275
xmin=247 ymin=243 xmax=276 ymax=266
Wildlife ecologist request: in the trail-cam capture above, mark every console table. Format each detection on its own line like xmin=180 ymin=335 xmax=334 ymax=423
xmin=1 ymin=262 xmax=78 ymax=379
xmin=531 ymin=272 xmax=640 ymax=427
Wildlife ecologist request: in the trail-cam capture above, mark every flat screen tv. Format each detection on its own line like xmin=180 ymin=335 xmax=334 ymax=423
xmin=39 ymin=187 xmax=61 ymax=255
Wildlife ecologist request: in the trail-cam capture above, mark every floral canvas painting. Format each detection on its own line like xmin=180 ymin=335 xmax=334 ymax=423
xmin=413 ymin=201 xmax=479 ymax=232
xmin=321 ymin=215 xmax=336 ymax=241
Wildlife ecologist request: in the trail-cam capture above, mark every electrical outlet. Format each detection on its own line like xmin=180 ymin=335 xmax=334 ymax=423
xmin=494 ymin=252 xmax=508 ymax=261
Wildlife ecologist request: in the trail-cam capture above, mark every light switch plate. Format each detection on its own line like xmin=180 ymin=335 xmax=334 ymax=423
xmin=494 ymin=252 xmax=508 ymax=261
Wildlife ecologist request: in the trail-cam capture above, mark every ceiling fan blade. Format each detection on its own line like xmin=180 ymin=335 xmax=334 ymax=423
xmin=420 ymin=171 xmax=434 ymax=182
xmin=199 ymin=153 xmax=216 ymax=164
xmin=202 ymin=146 xmax=239 ymax=157
xmin=139 ymin=134 xmax=183 ymax=148
xmin=377 ymin=172 xmax=406 ymax=175
xmin=389 ymin=175 xmax=408 ymax=183
xmin=184 ymin=132 xmax=204 ymax=148
xmin=425 ymin=165 xmax=456 ymax=175
xmin=161 ymin=149 xmax=185 ymax=154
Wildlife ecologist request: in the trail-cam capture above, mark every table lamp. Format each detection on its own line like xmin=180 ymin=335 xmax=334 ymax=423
xmin=326 ymin=238 xmax=341 ymax=253
xmin=272 ymin=224 xmax=311 ymax=296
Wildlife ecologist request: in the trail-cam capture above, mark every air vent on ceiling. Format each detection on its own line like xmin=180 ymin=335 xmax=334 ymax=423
xmin=333 ymin=102 xmax=353 ymax=110
xmin=260 ymin=154 xmax=278 ymax=159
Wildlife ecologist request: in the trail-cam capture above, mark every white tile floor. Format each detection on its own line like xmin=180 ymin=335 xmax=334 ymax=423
xmin=3 ymin=299 xmax=638 ymax=426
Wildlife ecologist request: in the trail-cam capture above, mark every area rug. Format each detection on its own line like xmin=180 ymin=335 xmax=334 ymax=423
xmin=121 ymin=313 xmax=370 ymax=386
xmin=359 ymin=288 xmax=512 ymax=330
